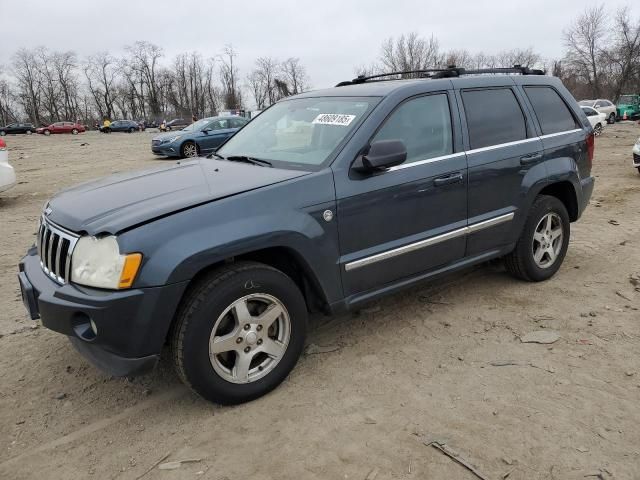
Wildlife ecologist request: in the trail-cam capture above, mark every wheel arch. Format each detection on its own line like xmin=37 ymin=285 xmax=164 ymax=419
xmin=536 ymin=180 xmax=579 ymax=222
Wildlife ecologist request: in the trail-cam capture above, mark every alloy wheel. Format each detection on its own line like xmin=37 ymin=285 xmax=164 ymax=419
xmin=209 ymin=293 xmax=291 ymax=384
xmin=532 ymin=212 xmax=563 ymax=269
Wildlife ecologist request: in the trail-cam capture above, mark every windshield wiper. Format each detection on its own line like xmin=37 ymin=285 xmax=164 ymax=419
xmin=225 ymin=155 xmax=273 ymax=167
xmin=207 ymin=151 xmax=225 ymax=160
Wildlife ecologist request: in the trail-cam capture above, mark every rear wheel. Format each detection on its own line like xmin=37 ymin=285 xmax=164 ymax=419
xmin=504 ymin=195 xmax=570 ymax=282
xmin=181 ymin=141 xmax=198 ymax=158
xmin=26 ymin=130 xmax=32 ymax=135
xmin=129 ymin=127 xmax=135 ymax=133
xmin=71 ymin=128 xmax=78 ymax=135
xmin=44 ymin=130 xmax=51 ymax=136
xmin=171 ymin=262 xmax=308 ymax=404
xmin=594 ymin=123 xmax=603 ymax=136
xmin=608 ymin=113 xmax=616 ymax=124
xmin=0 ymin=131 xmax=5 ymax=136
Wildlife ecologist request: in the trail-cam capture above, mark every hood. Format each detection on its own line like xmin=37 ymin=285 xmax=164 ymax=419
xmin=46 ymin=159 xmax=309 ymax=235
xmin=152 ymin=130 xmax=188 ymax=141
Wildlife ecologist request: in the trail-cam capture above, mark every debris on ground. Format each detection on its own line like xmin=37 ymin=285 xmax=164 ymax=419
xmin=304 ymin=343 xmax=340 ymax=355
xmin=54 ymin=392 xmax=67 ymax=400
xmin=424 ymin=439 xmax=490 ymax=480
xmin=158 ymin=458 xmax=202 ymax=470
xmin=365 ymin=467 xmax=380 ymax=480
xmin=608 ymin=219 xmax=619 ymax=226
xmin=520 ymin=331 xmax=561 ymax=344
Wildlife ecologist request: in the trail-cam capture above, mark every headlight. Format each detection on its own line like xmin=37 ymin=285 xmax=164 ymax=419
xmin=71 ymin=236 xmax=142 ymax=289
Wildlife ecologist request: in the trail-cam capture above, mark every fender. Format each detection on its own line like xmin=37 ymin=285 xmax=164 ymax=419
xmin=117 ymin=170 xmax=342 ymax=305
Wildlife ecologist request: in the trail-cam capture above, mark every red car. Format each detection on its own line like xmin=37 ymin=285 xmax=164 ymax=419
xmin=36 ymin=122 xmax=86 ymax=135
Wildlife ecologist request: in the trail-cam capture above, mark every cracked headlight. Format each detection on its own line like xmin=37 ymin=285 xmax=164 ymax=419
xmin=71 ymin=236 xmax=142 ymax=289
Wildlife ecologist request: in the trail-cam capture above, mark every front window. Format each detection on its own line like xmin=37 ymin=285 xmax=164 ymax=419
xmin=217 ymin=97 xmax=377 ymax=169
xmin=619 ymin=95 xmax=637 ymax=104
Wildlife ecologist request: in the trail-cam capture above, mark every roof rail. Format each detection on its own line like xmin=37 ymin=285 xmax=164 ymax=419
xmin=336 ymin=64 xmax=545 ymax=87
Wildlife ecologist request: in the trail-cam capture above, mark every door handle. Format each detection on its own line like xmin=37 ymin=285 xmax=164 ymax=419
xmin=520 ymin=153 xmax=543 ymax=165
xmin=433 ymin=172 xmax=463 ymax=187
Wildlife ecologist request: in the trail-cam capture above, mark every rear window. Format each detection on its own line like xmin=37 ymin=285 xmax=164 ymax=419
xmin=524 ymin=86 xmax=579 ymax=135
xmin=461 ymin=88 xmax=527 ymax=150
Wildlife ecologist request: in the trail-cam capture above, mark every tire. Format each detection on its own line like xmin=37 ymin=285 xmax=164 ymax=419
xmin=637 ymin=167 xmax=640 ymax=174
xmin=44 ymin=130 xmax=51 ymax=136
xmin=594 ymin=123 xmax=603 ymax=136
xmin=71 ymin=128 xmax=78 ymax=135
xmin=171 ymin=261 xmax=308 ymax=405
xmin=26 ymin=130 xmax=32 ymax=135
xmin=608 ymin=113 xmax=616 ymax=124
xmin=504 ymin=195 xmax=570 ymax=282
xmin=0 ymin=131 xmax=5 ymax=136
xmin=180 ymin=141 xmax=199 ymax=158
xmin=129 ymin=127 xmax=135 ymax=133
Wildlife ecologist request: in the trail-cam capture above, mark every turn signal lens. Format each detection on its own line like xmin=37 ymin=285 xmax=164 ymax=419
xmin=118 ymin=253 xmax=142 ymax=289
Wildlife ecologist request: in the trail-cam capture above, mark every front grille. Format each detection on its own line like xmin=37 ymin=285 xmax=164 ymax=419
xmin=37 ymin=217 xmax=79 ymax=284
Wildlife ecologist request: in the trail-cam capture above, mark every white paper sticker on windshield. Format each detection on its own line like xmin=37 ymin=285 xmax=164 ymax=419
xmin=312 ymin=113 xmax=356 ymax=126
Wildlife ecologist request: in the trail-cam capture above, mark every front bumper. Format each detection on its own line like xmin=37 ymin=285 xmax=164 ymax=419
xmin=151 ymin=142 xmax=179 ymax=156
xmin=18 ymin=247 xmax=188 ymax=376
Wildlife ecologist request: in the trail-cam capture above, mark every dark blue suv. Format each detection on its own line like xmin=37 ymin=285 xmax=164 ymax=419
xmin=18 ymin=66 xmax=594 ymax=405
xmin=151 ymin=116 xmax=248 ymax=158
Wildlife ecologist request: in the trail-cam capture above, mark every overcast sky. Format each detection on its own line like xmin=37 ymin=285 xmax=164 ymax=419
xmin=2 ymin=0 xmax=638 ymax=90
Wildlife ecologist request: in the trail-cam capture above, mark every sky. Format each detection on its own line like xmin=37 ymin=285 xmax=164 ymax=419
xmin=1 ymin=0 xmax=638 ymax=90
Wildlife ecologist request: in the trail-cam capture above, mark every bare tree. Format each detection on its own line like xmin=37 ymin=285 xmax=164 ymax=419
xmin=379 ymin=33 xmax=442 ymax=75
xmin=280 ymin=57 xmax=309 ymax=95
xmin=126 ymin=41 xmax=164 ymax=117
xmin=219 ymin=45 xmax=242 ymax=110
xmin=607 ymin=7 xmax=640 ymax=101
xmin=84 ymin=52 xmax=117 ymax=119
xmin=12 ymin=48 xmax=43 ymax=125
xmin=564 ymin=5 xmax=608 ymax=97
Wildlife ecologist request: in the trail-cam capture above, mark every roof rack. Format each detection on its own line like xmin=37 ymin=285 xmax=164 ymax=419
xmin=336 ymin=64 xmax=545 ymax=87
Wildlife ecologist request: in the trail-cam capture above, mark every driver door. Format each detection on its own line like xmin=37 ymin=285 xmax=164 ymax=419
xmin=336 ymin=92 xmax=468 ymax=296
xmin=199 ymin=119 xmax=235 ymax=153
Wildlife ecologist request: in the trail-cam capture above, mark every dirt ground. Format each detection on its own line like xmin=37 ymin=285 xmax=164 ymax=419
xmin=1 ymin=124 xmax=640 ymax=480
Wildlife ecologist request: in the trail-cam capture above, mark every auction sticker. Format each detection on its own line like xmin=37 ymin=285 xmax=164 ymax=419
xmin=312 ymin=114 xmax=356 ymax=126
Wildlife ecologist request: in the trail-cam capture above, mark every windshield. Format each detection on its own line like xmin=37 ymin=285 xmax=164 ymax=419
xmin=217 ymin=97 xmax=377 ymax=169
xmin=619 ymin=95 xmax=637 ymax=104
xmin=181 ymin=119 xmax=209 ymax=131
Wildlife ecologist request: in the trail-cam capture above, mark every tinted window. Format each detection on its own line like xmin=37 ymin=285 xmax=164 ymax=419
xmin=230 ymin=118 xmax=247 ymax=128
xmin=372 ymin=94 xmax=453 ymax=163
xmin=524 ymin=86 xmax=579 ymax=135
xmin=461 ymin=88 xmax=527 ymax=149
xmin=581 ymin=107 xmax=597 ymax=117
xmin=595 ymin=101 xmax=604 ymax=108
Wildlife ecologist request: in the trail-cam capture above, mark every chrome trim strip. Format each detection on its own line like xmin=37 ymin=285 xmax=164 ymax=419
xmin=344 ymin=212 xmax=515 ymax=272
xmin=539 ymin=128 xmax=582 ymax=140
xmin=388 ymin=152 xmax=466 ymax=171
xmin=466 ymin=137 xmax=539 ymax=155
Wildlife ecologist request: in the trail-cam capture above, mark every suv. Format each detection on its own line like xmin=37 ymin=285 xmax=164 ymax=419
xmin=0 ymin=122 xmax=36 ymax=135
xmin=18 ymin=66 xmax=595 ymax=405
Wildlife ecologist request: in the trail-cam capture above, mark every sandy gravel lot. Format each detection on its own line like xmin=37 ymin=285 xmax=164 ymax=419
xmin=1 ymin=124 xmax=640 ymax=479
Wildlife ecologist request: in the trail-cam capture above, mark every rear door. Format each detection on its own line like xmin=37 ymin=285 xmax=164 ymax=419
xmin=457 ymin=84 xmax=544 ymax=256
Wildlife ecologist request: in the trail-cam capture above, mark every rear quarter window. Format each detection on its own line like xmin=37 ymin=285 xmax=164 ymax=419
xmin=524 ymin=86 xmax=579 ymax=135
xmin=461 ymin=88 xmax=528 ymax=150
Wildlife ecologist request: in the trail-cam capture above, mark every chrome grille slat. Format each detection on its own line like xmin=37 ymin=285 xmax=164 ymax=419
xmin=37 ymin=216 xmax=79 ymax=284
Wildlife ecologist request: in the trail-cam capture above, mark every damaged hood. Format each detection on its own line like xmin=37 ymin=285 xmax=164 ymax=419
xmin=46 ymin=158 xmax=308 ymax=235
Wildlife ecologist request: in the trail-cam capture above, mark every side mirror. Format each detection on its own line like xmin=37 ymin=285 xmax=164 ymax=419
xmin=352 ymin=139 xmax=407 ymax=173
xmin=202 ymin=128 xmax=212 ymax=134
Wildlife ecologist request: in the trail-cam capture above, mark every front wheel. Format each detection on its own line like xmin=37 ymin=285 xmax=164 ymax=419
xmin=180 ymin=141 xmax=198 ymax=158
xmin=129 ymin=127 xmax=135 ymax=133
xmin=0 ymin=131 xmax=5 ymax=136
xmin=504 ymin=195 xmax=570 ymax=282
xmin=171 ymin=262 xmax=308 ymax=404
xmin=43 ymin=130 xmax=51 ymax=136
xmin=71 ymin=128 xmax=78 ymax=135
xmin=26 ymin=130 xmax=32 ymax=135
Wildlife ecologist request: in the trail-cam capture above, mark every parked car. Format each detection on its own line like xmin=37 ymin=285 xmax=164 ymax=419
xmin=36 ymin=122 xmax=85 ymax=135
xmin=579 ymin=99 xmax=616 ymax=124
xmin=100 ymin=120 xmax=142 ymax=133
xmin=165 ymin=118 xmax=191 ymax=131
xmin=616 ymin=94 xmax=640 ymax=120
xmin=18 ymin=66 xmax=595 ymax=405
xmin=580 ymin=106 xmax=607 ymax=136
xmin=0 ymin=137 xmax=16 ymax=193
xmin=633 ymin=136 xmax=640 ymax=173
xmin=151 ymin=116 xmax=247 ymax=158
xmin=0 ymin=122 xmax=36 ymax=136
